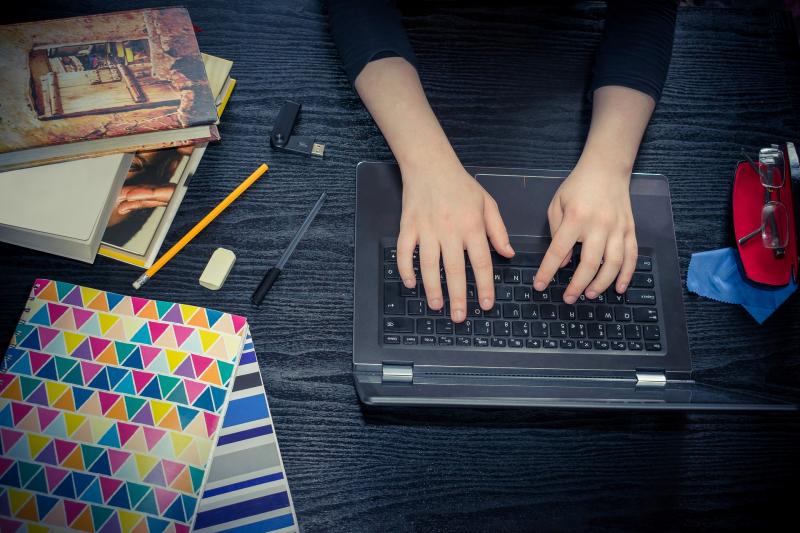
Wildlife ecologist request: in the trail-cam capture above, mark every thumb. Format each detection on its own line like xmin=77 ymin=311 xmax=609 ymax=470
xmin=484 ymin=195 xmax=514 ymax=257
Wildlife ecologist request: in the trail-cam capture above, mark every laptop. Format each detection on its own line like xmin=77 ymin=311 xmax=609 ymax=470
xmin=353 ymin=162 xmax=796 ymax=411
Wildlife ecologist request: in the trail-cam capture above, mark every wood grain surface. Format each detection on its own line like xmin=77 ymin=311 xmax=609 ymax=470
xmin=1 ymin=2 xmax=798 ymax=531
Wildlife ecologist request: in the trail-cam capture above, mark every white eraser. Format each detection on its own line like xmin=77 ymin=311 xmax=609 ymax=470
xmin=199 ymin=248 xmax=236 ymax=290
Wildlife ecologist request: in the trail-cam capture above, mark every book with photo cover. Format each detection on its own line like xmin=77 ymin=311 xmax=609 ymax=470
xmin=0 ymin=7 xmax=219 ymax=172
xmin=97 ymin=54 xmax=236 ymax=268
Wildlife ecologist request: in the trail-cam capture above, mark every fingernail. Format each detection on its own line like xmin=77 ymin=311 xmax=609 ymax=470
xmin=430 ymin=298 xmax=442 ymax=309
xmin=403 ymin=278 xmax=416 ymax=288
xmin=481 ymin=298 xmax=492 ymax=309
xmin=534 ymin=282 xmax=545 ymax=291
xmin=618 ymin=283 xmax=627 ymax=292
xmin=506 ymin=244 xmax=515 ymax=254
xmin=452 ymin=309 xmax=464 ymax=322
xmin=586 ymin=290 xmax=597 ymax=299
xmin=564 ymin=295 xmax=576 ymax=304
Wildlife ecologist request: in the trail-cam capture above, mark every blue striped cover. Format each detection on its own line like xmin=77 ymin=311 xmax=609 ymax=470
xmin=194 ymin=336 xmax=297 ymax=532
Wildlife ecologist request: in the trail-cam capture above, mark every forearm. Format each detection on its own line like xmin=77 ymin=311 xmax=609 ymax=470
xmin=578 ymin=85 xmax=655 ymax=178
xmin=354 ymin=57 xmax=460 ymax=180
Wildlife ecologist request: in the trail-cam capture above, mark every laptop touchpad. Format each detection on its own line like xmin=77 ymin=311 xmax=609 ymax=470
xmin=475 ymin=173 xmax=560 ymax=238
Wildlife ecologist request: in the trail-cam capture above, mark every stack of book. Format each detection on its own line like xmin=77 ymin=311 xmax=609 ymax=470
xmin=0 ymin=8 xmax=236 ymax=267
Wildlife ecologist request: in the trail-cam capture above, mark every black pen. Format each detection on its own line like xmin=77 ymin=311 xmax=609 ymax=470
xmin=251 ymin=192 xmax=327 ymax=305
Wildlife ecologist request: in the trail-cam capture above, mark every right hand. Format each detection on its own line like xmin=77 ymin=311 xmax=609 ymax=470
xmin=396 ymin=160 xmax=515 ymax=323
xmin=106 ymin=184 xmax=176 ymax=227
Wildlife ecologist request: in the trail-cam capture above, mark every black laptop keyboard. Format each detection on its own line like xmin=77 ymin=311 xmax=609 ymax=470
xmin=382 ymin=245 xmax=664 ymax=353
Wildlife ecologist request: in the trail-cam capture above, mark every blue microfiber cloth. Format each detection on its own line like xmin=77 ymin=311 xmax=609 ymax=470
xmin=687 ymin=247 xmax=797 ymax=324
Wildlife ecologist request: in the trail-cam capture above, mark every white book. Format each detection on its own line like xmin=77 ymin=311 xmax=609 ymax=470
xmin=0 ymin=153 xmax=132 ymax=262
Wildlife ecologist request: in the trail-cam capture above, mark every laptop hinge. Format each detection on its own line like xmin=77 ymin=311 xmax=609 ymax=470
xmin=635 ymin=370 xmax=666 ymax=386
xmin=382 ymin=363 xmax=413 ymax=383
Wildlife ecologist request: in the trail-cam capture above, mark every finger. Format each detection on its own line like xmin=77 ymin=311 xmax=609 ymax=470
xmin=124 ymin=186 xmax=175 ymax=203
xmin=419 ymin=238 xmax=443 ymax=310
xmin=396 ymin=228 xmax=418 ymax=289
xmin=616 ymin=232 xmax=638 ymax=293
xmin=484 ymin=196 xmax=514 ymax=257
xmin=535 ymin=220 xmax=579 ymax=291
xmin=547 ymin=203 xmax=573 ymax=268
xmin=585 ymin=234 xmax=624 ymax=298
xmin=466 ymin=235 xmax=495 ymax=310
xmin=564 ymin=234 xmax=606 ymax=304
xmin=117 ymin=199 xmax=169 ymax=214
xmin=441 ymin=242 xmax=467 ymax=322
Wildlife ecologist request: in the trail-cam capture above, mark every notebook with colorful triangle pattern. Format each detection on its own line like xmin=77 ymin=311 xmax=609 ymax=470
xmin=0 ymin=279 xmax=248 ymax=532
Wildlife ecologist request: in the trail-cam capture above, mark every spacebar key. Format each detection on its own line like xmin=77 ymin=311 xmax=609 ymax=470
xmin=384 ymin=317 xmax=415 ymax=333
xmin=491 ymin=251 xmax=544 ymax=267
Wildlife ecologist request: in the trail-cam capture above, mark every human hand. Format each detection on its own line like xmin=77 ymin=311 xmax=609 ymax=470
xmin=534 ymin=162 xmax=637 ymax=303
xmin=106 ymin=184 xmax=176 ymax=227
xmin=397 ymin=160 xmax=514 ymax=323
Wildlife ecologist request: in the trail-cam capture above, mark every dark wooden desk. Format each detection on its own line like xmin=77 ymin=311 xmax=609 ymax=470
xmin=2 ymin=1 xmax=798 ymax=531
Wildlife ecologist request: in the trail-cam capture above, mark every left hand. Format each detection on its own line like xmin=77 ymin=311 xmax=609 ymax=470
xmin=533 ymin=162 xmax=637 ymax=303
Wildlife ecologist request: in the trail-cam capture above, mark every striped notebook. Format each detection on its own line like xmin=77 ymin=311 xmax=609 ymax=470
xmin=195 ymin=336 xmax=297 ymax=532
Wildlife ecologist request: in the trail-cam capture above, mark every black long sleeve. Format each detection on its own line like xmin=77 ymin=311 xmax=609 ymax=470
xmin=326 ymin=0 xmax=417 ymax=85
xmin=590 ymin=0 xmax=677 ymax=101
xmin=326 ymin=1 xmax=676 ymax=102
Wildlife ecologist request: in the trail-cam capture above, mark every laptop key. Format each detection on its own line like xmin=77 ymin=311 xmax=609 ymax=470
xmin=631 ymin=272 xmax=654 ymax=288
xmin=407 ymin=300 xmax=424 ymax=315
xmin=497 ymin=286 xmax=513 ymax=301
xmin=436 ymin=319 xmax=453 ymax=334
xmin=568 ymin=323 xmax=586 ymax=338
xmin=560 ymin=340 xmax=575 ymax=349
xmin=526 ymin=339 xmax=542 ymax=348
xmin=384 ymin=335 xmax=401 ymax=344
xmin=624 ymin=324 xmax=642 ymax=340
xmin=577 ymin=305 xmax=595 ymax=321
xmin=522 ymin=269 xmax=535 ymax=284
xmin=384 ymin=263 xmax=400 ymax=280
xmin=540 ymin=304 xmax=557 ymax=320
xmin=607 ymin=324 xmax=624 ymax=339
xmin=491 ymin=338 xmax=507 ymax=347
xmin=559 ymin=305 xmax=577 ymax=320
xmin=543 ymin=339 xmax=558 ymax=349
xmin=508 ymin=338 xmax=523 ymax=348
xmin=587 ymin=323 xmax=605 ymax=339
xmin=384 ymin=247 xmax=397 ymax=261
xmin=504 ymin=268 xmax=521 ymax=283
xmin=643 ymin=325 xmax=661 ymax=340
xmin=427 ymin=303 xmax=444 ymax=316
xmin=416 ymin=318 xmax=434 ymax=334
xmin=614 ymin=307 xmax=632 ymax=322
xmin=493 ymin=320 xmax=511 ymax=336
xmin=454 ymin=320 xmax=473 ymax=335
xmin=512 ymin=320 xmax=529 ymax=337
xmin=557 ymin=270 xmax=574 ymax=285
xmin=467 ymin=302 xmax=483 ymax=317
xmin=636 ymin=256 xmax=653 ymax=271
xmin=474 ymin=337 xmax=490 ymax=347
xmin=611 ymin=340 xmax=627 ymax=350
xmin=628 ymin=341 xmax=643 ymax=351
xmin=634 ymin=308 xmax=658 ymax=322
xmin=514 ymin=286 xmax=532 ymax=301
xmin=605 ymin=289 xmax=625 ymax=305
xmin=421 ymin=335 xmax=436 ymax=345
xmin=626 ymin=290 xmax=656 ymax=305
xmin=438 ymin=336 xmax=454 ymax=346
xmin=503 ymin=303 xmax=521 ymax=318
xmin=577 ymin=340 xmax=592 ymax=350
xmin=485 ymin=304 xmax=502 ymax=318
xmin=533 ymin=289 xmax=551 ymax=302
xmin=597 ymin=305 xmax=614 ymax=321
xmin=594 ymin=340 xmax=610 ymax=350
xmin=474 ymin=320 xmax=491 ymax=335
xmin=384 ymin=317 xmax=414 ymax=333
xmin=645 ymin=342 xmax=662 ymax=351
xmin=466 ymin=284 xmax=476 ymax=300
xmin=400 ymin=284 xmax=418 ymax=297
xmin=403 ymin=336 xmax=417 ymax=345
xmin=549 ymin=287 xmax=564 ymax=303
xmin=550 ymin=322 xmax=567 ymax=338
xmin=521 ymin=303 xmax=539 ymax=319
xmin=455 ymin=336 xmax=471 ymax=346
xmin=531 ymin=321 xmax=548 ymax=337
xmin=493 ymin=268 xmax=503 ymax=283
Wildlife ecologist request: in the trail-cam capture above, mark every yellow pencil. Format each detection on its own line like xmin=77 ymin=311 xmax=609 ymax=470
xmin=132 ymin=163 xmax=269 ymax=289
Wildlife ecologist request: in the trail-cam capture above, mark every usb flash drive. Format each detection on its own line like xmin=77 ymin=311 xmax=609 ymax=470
xmin=270 ymin=101 xmax=325 ymax=157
